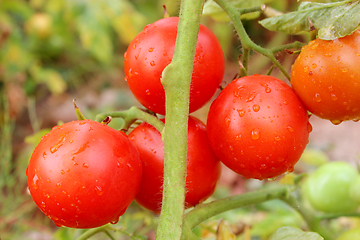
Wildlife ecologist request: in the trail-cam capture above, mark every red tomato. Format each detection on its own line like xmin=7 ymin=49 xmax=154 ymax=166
xmin=291 ymin=30 xmax=360 ymax=124
xmin=26 ymin=120 xmax=142 ymax=228
xmin=124 ymin=17 xmax=225 ymax=115
xmin=128 ymin=116 xmax=221 ymax=214
xmin=207 ymin=75 xmax=311 ymax=180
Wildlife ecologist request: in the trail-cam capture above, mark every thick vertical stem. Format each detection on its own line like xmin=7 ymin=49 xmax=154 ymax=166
xmin=155 ymin=0 xmax=205 ymax=240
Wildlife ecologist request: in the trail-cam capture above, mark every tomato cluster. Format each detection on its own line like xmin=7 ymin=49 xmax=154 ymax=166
xmin=27 ymin=16 xmax=359 ymax=229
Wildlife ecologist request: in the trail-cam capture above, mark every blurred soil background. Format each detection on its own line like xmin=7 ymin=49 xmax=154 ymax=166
xmin=1 ymin=0 xmax=359 ymax=239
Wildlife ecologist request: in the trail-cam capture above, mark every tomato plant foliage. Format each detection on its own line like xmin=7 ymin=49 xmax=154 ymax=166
xmin=128 ymin=116 xmax=221 ymax=214
xmin=207 ymin=75 xmax=311 ymax=180
xmin=26 ymin=120 xmax=142 ymax=228
xmin=124 ymin=17 xmax=225 ymax=115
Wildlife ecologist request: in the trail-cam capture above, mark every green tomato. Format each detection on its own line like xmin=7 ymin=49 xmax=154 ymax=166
xmin=336 ymin=228 xmax=360 ymax=240
xmin=350 ymin=175 xmax=360 ymax=204
xmin=302 ymin=161 xmax=359 ymax=213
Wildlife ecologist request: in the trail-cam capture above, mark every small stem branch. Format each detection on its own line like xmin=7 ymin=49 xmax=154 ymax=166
xmin=155 ymin=0 xmax=205 ymax=239
xmin=76 ymin=224 xmax=110 ymax=240
xmin=95 ymin=106 xmax=164 ymax=133
xmin=238 ymin=5 xmax=263 ymax=15
xmin=270 ymin=41 xmax=306 ymax=54
xmin=214 ymin=0 xmax=291 ymax=80
xmin=283 ymin=193 xmax=336 ymax=240
xmin=183 ymin=186 xmax=289 ymax=231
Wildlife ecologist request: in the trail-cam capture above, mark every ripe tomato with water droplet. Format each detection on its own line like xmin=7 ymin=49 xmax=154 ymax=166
xmin=26 ymin=119 xmax=142 ymax=228
xmin=207 ymin=75 xmax=310 ymax=180
xmin=291 ymin=30 xmax=360 ymax=123
xmin=124 ymin=17 xmax=225 ymax=115
xmin=128 ymin=116 xmax=221 ymax=214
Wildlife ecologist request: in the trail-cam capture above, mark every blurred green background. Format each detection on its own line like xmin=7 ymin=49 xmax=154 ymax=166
xmin=2 ymin=0 xmax=347 ymax=239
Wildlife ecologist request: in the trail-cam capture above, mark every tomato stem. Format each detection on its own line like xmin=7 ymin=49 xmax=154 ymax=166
xmin=75 ymin=224 xmax=112 ymax=240
xmin=155 ymin=0 xmax=205 ymax=239
xmin=73 ymin=99 xmax=86 ymax=121
xmin=181 ymin=186 xmax=290 ymax=236
xmin=283 ymin=191 xmax=336 ymax=240
xmin=214 ymin=0 xmax=291 ymax=80
xmin=95 ymin=106 xmax=164 ymax=133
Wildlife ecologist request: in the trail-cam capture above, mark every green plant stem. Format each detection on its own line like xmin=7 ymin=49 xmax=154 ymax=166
xmin=181 ymin=186 xmax=290 ymax=238
xmin=76 ymin=224 xmax=112 ymax=240
xmin=95 ymin=106 xmax=164 ymax=133
xmin=155 ymin=0 xmax=205 ymax=239
xmin=270 ymin=41 xmax=306 ymax=54
xmin=214 ymin=0 xmax=290 ymax=80
xmin=283 ymin=193 xmax=336 ymax=240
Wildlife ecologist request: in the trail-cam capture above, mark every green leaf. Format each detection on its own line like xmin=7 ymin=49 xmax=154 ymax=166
xmin=24 ymin=128 xmax=51 ymax=146
xmin=269 ymin=226 xmax=323 ymax=240
xmin=203 ymin=0 xmax=273 ymax=22
xmin=259 ymin=0 xmax=360 ymax=40
xmin=77 ymin=2 xmax=113 ymax=64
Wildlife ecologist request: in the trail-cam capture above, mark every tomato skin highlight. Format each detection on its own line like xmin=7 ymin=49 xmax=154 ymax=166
xmin=291 ymin=30 xmax=360 ymax=123
xmin=207 ymin=75 xmax=310 ymax=180
xmin=26 ymin=119 xmax=142 ymax=228
xmin=124 ymin=17 xmax=225 ymax=115
xmin=128 ymin=116 xmax=221 ymax=214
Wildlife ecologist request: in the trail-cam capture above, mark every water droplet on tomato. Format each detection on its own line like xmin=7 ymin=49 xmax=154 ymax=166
xmin=225 ymin=116 xmax=231 ymax=126
xmin=253 ymin=104 xmax=260 ymax=112
xmin=72 ymin=142 xmax=89 ymax=156
xmin=234 ymin=86 xmax=245 ymax=97
xmin=265 ymin=87 xmax=271 ymax=93
xmin=314 ymin=93 xmax=321 ymax=102
xmin=246 ymin=92 xmax=257 ymax=102
xmin=150 ymin=61 xmax=155 ymax=66
xmin=307 ymin=122 xmax=313 ymax=133
xmin=60 ymin=170 xmax=65 ymax=175
xmin=83 ymin=163 xmax=89 ymax=168
xmin=311 ymin=63 xmax=317 ymax=69
xmin=148 ymin=47 xmax=154 ymax=52
xmin=32 ymin=174 xmax=39 ymax=189
xmin=303 ymin=66 xmax=309 ymax=73
xmin=237 ymin=109 xmax=245 ymax=117
xmin=135 ymin=47 xmax=141 ymax=60
xmin=95 ymin=186 xmax=103 ymax=196
xmin=110 ymin=217 xmax=120 ymax=225
xmin=235 ymin=135 xmax=242 ymax=140
xmin=311 ymin=43 xmax=319 ymax=49
xmin=287 ymin=166 xmax=295 ymax=173
xmin=274 ymin=136 xmax=281 ymax=141
xmin=330 ymin=94 xmax=337 ymax=101
xmin=260 ymin=164 xmax=267 ymax=169
xmin=341 ymin=67 xmax=349 ymax=73
xmin=330 ymin=119 xmax=343 ymax=125
xmin=229 ymin=145 xmax=234 ymax=151
xmin=350 ymin=74 xmax=355 ymax=78
xmin=46 ymin=179 xmax=51 ymax=183
xmin=41 ymin=201 xmax=46 ymax=208
xmin=132 ymin=44 xmax=136 ymax=49
xmin=127 ymin=163 xmax=133 ymax=171
xmin=251 ymin=129 xmax=260 ymax=140
xmin=324 ymin=52 xmax=332 ymax=57
xmin=145 ymin=89 xmax=151 ymax=95
xmin=43 ymin=152 xmax=47 ymax=160
xmin=287 ymin=126 xmax=294 ymax=132
xmin=56 ymin=182 xmax=62 ymax=188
